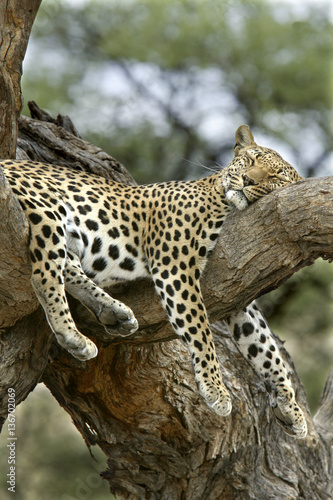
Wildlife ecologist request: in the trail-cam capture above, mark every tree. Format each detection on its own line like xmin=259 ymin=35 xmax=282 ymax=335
xmin=0 ymin=0 xmax=42 ymax=158
xmin=0 ymin=3 xmax=332 ymax=499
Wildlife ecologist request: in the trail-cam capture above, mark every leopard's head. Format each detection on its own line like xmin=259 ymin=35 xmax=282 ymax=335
xmin=222 ymin=125 xmax=302 ymax=210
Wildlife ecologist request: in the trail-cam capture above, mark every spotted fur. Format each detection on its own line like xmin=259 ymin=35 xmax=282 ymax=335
xmin=2 ymin=125 xmax=306 ymax=438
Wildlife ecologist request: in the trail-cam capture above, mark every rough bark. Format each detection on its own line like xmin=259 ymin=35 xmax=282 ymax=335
xmin=0 ymin=106 xmax=331 ymax=499
xmin=0 ymin=0 xmax=41 ymax=158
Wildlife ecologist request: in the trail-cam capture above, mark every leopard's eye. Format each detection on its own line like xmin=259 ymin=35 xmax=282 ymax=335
xmin=246 ymin=152 xmax=256 ymax=164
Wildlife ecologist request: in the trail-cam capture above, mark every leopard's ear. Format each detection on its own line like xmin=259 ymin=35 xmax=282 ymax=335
xmin=234 ymin=125 xmax=257 ymax=156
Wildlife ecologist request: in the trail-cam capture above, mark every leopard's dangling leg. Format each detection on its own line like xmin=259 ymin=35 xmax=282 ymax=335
xmin=28 ymin=208 xmax=97 ymax=361
xmin=150 ymin=263 xmax=232 ymax=417
xmin=226 ymin=301 xmax=307 ymax=439
xmin=64 ymin=251 xmax=138 ymax=336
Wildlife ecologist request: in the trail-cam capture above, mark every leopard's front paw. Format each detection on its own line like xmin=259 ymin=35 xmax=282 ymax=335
xmin=59 ymin=335 xmax=98 ymax=361
xmin=70 ymin=340 xmax=98 ymax=361
xmin=226 ymin=189 xmax=249 ymax=211
xmin=198 ymin=381 xmax=232 ymax=417
xmin=273 ymin=397 xmax=307 ymax=439
xmin=98 ymin=301 xmax=139 ymax=336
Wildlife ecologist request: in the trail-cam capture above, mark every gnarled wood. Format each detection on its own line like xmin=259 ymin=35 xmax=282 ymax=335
xmin=0 ymin=1 xmax=41 ymax=158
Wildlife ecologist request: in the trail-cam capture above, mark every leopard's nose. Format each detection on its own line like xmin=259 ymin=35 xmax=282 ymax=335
xmin=242 ymin=173 xmax=256 ymax=186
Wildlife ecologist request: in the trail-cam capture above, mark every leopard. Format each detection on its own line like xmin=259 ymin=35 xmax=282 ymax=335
xmin=1 ymin=124 xmax=307 ymax=439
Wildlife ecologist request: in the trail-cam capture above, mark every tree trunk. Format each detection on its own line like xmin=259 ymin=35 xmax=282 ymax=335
xmin=0 ymin=0 xmax=41 ymax=158
xmin=0 ymin=103 xmax=331 ymax=499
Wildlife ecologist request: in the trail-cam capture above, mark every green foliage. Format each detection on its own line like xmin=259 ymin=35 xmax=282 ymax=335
xmin=22 ymin=0 xmax=333 ymax=182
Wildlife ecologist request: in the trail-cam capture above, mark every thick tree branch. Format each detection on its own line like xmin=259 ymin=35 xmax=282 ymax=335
xmin=18 ymin=102 xmax=136 ymax=185
xmin=75 ymin=175 xmax=333 ymax=347
xmin=0 ymin=168 xmax=37 ymax=327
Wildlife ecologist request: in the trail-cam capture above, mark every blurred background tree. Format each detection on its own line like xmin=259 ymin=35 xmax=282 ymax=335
xmin=1 ymin=0 xmax=331 ymax=498
xmin=23 ymin=0 xmax=332 ymax=183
